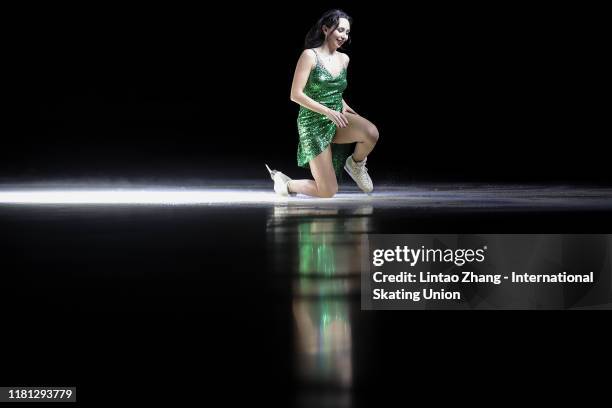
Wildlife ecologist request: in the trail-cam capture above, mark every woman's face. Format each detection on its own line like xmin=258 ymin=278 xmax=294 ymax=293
xmin=323 ymin=17 xmax=350 ymax=49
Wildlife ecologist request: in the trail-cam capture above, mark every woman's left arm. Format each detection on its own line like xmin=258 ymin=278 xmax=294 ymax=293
xmin=341 ymin=53 xmax=359 ymax=115
xmin=342 ymin=99 xmax=358 ymax=115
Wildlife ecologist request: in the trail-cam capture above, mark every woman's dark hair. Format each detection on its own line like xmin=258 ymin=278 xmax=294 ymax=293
xmin=304 ymin=9 xmax=352 ymax=49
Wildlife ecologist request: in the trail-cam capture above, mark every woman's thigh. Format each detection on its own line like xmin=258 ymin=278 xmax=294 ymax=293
xmin=332 ymin=112 xmax=379 ymax=144
xmin=309 ymin=145 xmax=338 ymax=196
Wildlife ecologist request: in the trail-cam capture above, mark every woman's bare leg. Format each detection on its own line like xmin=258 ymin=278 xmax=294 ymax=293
xmin=285 ymin=113 xmax=378 ymax=197
xmin=287 ymin=146 xmax=338 ymax=198
xmin=332 ymin=112 xmax=379 ymax=162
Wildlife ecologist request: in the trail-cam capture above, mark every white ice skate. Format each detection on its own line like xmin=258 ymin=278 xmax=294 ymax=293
xmin=344 ymin=156 xmax=373 ymax=193
xmin=265 ymin=164 xmax=295 ymax=197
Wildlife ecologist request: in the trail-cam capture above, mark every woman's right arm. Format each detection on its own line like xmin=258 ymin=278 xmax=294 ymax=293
xmin=290 ymin=50 xmax=348 ymax=128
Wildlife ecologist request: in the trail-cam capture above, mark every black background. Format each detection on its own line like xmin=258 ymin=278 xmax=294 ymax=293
xmin=4 ymin=1 xmax=609 ymax=184
xmin=2 ymin=2 xmax=610 ymax=406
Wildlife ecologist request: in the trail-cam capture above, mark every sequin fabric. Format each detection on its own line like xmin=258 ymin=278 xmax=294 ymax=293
xmin=296 ymin=50 xmax=354 ymax=177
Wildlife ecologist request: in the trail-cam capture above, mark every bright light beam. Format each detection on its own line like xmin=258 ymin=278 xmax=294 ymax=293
xmin=0 ymin=189 xmax=279 ymax=205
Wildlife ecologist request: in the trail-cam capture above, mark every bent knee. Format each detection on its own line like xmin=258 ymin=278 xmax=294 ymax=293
xmin=319 ymin=191 xmax=337 ymax=198
xmin=317 ymin=184 xmax=338 ymax=198
xmin=366 ymin=124 xmax=379 ymax=143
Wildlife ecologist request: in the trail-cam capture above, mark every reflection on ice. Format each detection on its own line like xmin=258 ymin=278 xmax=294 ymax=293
xmin=266 ymin=204 xmax=372 ymax=397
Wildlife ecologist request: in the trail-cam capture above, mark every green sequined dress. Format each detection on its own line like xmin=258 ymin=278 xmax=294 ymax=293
xmin=296 ymin=49 xmax=355 ymax=177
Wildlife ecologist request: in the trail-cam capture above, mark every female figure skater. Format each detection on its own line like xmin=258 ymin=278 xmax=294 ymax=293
xmin=266 ymin=9 xmax=380 ymax=198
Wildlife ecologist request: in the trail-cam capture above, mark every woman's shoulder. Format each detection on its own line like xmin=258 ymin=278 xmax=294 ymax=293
xmin=299 ymin=49 xmax=317 ymax=68
xmin=301 ymin=48 xmax=317 ymax=59
xmin=337 ymin=51 xmax=350 ymax=66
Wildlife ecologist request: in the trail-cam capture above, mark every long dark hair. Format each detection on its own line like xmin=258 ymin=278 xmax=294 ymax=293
xmin=304 ymin=9 xmax=352 ymax=49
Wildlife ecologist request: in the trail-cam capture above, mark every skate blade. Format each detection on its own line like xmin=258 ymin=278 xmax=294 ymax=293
xmin=265 ymin=163 xmax=275 ymax=179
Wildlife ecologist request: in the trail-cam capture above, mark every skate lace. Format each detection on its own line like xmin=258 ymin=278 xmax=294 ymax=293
xmin=352 ymin=161 xmax=370 ymax=179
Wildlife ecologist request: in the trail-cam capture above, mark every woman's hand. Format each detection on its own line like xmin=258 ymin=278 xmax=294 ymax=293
xmin=325 ymin=108 xmax=349 ymax=128
xmin=342 ymin=100 xmax=358 ymax=116
xmin=342 ymin=106 xmax=358 ymax=115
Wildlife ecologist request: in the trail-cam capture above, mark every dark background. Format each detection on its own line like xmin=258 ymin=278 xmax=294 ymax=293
xmin=1 ymin=3 xmax=610 ymax=406
xmin=4 ymin=2 xmax=609 ymax=184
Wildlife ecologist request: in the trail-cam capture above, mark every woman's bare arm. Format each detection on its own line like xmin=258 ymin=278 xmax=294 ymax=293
xmin=342 ymin=98 xmax=358 ymax=115
xmin=290 ymin=50 xmax=348 ymax=127
xmin=340 ymin=55 xmax=358 ymax=115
